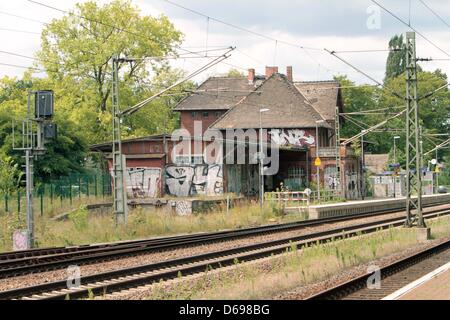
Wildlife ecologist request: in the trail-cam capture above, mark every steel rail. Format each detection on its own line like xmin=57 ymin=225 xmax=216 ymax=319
xmin=1 ymin=208 xmax=449 ymax=300
xmin=1 ymin=201 xmax=449 ymax=278
xmin=306 ymin=235 xmax=450 ymax=300
xmin=1 ymin=200 xmax=449 ymax=276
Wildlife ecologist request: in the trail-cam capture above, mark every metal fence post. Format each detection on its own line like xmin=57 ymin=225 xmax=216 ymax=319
xmin=5 ymin=193 xmax=8 ymax=213
xmin=102 ymin=174 xmax=105 ymax=198
xmin=40 ymin=185 xmax=44 ymax=216
xmin=50 ymin=182 xmax=53 ymax=205
xmin=86 ymin=175 xmax=90 ymax=198
xmin=69 ymin=179 xmax=73 ymax=205
xmin=94 ymin=175 xmax=98 ymax=197
xmin=78 ymin=176 xmax=81 ymax=199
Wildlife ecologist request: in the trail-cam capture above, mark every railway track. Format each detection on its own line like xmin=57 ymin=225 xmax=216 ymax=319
xmin=1 ymin=207 xmax=450 ymax=300
xmin=306 ymin=235 xmax=450 ymax=300
xmin=2 ymin=202 xmax=448 ymax=278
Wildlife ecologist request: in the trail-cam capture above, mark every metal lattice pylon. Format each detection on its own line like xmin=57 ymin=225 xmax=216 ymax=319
xmin=112 ymin=55 xmax=127 ymax=225
xmin=405 ymin=32 xmax=424 ymax=227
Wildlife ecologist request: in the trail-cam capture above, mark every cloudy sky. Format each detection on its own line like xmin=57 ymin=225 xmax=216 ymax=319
xmin=1 ymin=0 xmax=450 ymax=84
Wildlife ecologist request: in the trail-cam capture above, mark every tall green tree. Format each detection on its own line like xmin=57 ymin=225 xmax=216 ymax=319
xmin=0 ymin=76 xmax=88 ymax=182
xmin=37 ymin=0 xmax=183 ymax=142
xmin=385 ymin=34 xmax=406 ymax=82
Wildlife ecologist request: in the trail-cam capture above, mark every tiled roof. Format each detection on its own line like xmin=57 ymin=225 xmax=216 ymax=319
xmin=294 ymin=80 xmax=342 ymax=121
xmin=173 ymin=76 xmax=254 ymax=111
xmin=211 ymin=73 xmax=331 ymax=129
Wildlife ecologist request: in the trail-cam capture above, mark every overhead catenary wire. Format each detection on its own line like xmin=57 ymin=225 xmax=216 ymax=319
xmin=0 ymin=10 xmax=47 ymax=24
xmin=0 ymin=62 xmax=46 ymax=72
xmin=341 ymin=108 xmax=407 ymax=146
xmin=161 ymin=0 xmax=322 ymax=51
xmin=324 ymin=48 xmax=404 ymax=100
xmin=418 ymin=0 xmax=450 ymax=29
xmin=332 ymin=49 xmax=401 ymax=53
xmin=371 ymin=0 xmax=450 ymax=58
xmin=161 ymin=0 xmax=340 ymax=73
xmin=0 ymin=27 xmax=40 ymax=35
xmin=26 ymin=0 xmax=220 ymax=60
xmin=120 ymin=49 xmax=234 ymax=117
xmin=26 ymin=0 xmax=250 ymax=72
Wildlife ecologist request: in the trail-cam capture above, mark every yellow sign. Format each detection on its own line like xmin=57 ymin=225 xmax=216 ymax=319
xmin=314 ymin=157 xmax=321 ymax=166
xmin=435 ymin=166 xmax=440 ymax=173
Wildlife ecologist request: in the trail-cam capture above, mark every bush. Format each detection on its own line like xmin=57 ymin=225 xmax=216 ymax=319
xmin=68 ymin=205 xmax=88 ymax=231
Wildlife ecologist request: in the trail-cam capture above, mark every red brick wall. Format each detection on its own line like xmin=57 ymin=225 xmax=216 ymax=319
xmin=180 ymin=110 xmax=226 ymax=135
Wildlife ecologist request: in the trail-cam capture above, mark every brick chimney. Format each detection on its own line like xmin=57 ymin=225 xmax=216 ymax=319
xmin=265 ymin=66 xmax=278 ymax=78
xmin=286 ymin=66 xmax=293 ymax=82
xmin=248 ymin=68 xmax=255 ymax=84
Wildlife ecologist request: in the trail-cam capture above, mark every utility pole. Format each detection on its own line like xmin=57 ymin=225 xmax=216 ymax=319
xmin=112 ymin=55 xmax=128 ymax=225
xmin=259 ymin=108 xmax=269 ymax=211
xmin=25 ymin=149 xmax=34 ymax=248
xmin=393 ymin=135 xmax=400 ymax=198
xmin=405 ymin=31 xmax=424 ymax=228
xmin=360 ymin=131 xmax=365 ymax=200
xmin=335 ymin=106 xmax=342 ymax=198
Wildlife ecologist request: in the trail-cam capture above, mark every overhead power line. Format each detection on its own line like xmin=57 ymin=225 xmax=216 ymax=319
xmin=371 ymin=0 xmax=450 ymax=58
xmin=0 ymin=27 xmax=40 ymax=35
xmin=324 ymin=49 xmax=404 ymax=100
xmin=161 ymin=0 xmax=322 ymax=52
xmin=332 ymin=49 xmax=401 ymax=53
xmin=26 ymin=0 xmax=209 ymax=58
xmin=26 ymin=0 xmax=248 ymax=72
xmin=0 ymin=10 xmax=46 ymax=24
xmin=160 ymin=0 xmax=339 ymax=73
xmin=418 ymin=0 xmax=450 ymax=29
xmin=0 ymin=62 xmax=45 ymax=72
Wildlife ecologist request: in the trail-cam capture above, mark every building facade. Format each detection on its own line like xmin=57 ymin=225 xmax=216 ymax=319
xmin=91 ymin=66 xmax=362 ymax=200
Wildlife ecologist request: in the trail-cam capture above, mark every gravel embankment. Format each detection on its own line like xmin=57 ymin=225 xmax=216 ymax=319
xmin=0 ymin=204 xmax=448 ymax=293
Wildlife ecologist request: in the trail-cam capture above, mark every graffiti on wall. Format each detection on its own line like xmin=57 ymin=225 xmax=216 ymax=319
xmin=165 ymin=164 xmax=223 ymax=197
xmin=324 ymin=166 xmax=339 ymax=190
xmin=168 ymin=200 xmax=192 ymax=215
xmin=269 ymin=129 xmax=315 ymax=147
xmin=126 ymin=167 xmax=161 ymax=198
xmin=346 ymin=171 xmax=359 ymax=199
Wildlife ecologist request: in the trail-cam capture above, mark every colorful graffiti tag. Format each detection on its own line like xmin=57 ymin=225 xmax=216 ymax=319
xmin=165 ymin=164 xmax=223 ymax=197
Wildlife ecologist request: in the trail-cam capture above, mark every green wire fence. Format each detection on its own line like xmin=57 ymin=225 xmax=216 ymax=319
xmin=0 ymin=173 xmax=112 ymax=217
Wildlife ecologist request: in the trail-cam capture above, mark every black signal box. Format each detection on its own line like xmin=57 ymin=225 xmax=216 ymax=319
xmin=43 ymin=123 xmax=57 ymax=139
xmin=35 ymin=90 xmax=54 ymax=119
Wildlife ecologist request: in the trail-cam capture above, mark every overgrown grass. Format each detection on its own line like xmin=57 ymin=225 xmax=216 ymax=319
xmin=146 ymin=216 xmax=450 ymax=300
xmin=0 ymin=201 xmax=306 ymax=252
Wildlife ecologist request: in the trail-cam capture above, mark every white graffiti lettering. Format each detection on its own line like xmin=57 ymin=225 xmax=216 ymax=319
xmin=126 ymin=168 xmax=161 ymax=198
xmin=269 ymin=129 xmax=315 ymax=147
xmin=165 ymin=164 xmax=223 ymax=197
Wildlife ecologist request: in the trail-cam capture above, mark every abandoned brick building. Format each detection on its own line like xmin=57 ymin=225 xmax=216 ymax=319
xmin=91 ymin=66 xmax=361 ymax=200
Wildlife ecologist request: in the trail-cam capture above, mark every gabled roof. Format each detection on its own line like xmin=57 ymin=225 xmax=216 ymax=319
xmin=294 ymin=80 xmax=343 ymax=121
xmin=173 ymin=76 xmax=254 ymax=111
xmin=211 ymin=73 xmax=331 ymax=130
xmin=90 ymin=134 xmax=170 ymax=153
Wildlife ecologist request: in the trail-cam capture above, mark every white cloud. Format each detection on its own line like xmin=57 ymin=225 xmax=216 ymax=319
xmin=1 ymin=0 xmax=450 ymax=85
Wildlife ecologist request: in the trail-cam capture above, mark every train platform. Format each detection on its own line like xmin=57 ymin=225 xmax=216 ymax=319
xmin=383 ymin=262 xmax=450 ymax=300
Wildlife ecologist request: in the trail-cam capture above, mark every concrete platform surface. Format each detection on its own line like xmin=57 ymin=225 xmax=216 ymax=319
xmin=383 ymin=262 xmax=450 ymax=300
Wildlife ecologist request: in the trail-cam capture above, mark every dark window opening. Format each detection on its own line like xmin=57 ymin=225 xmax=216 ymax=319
xmin=202 ymin=112 xmax=209 ymax=118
